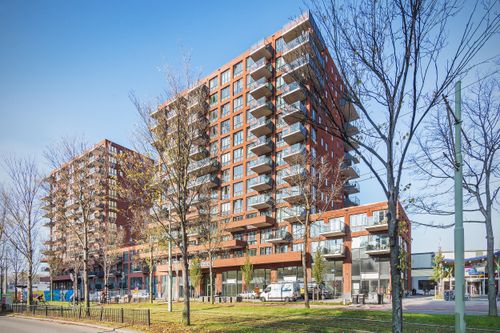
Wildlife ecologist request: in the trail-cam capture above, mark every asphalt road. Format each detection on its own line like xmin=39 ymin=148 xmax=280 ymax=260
xmin=0 ymin=316 xmax=124 ymax=333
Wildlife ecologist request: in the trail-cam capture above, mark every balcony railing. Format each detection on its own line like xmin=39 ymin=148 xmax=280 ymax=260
xmin=281 ymin=101 xmax=306 ymax=124
xmin=283 ymin=143 xmax=306 ymax=164
xmin=265 ymin=229 xmax=292 ymax=244
xmin=318 ymin=222 xmax=346 ymax=237
xmin=250 ymin=117 xmax=274 ymax=137
xmin=282 ymin=82 xmax=306 ymax=104
xmin=366 ymin=237 xmax=390 ymax=255
xmin=340 ymin=162 xmax=360 ymax=179
xmin=282 ymin=186 xmax=302 ymax=204
xmin=187 ymin=157 xmax=220 ymax=175
xmin=282 ymin=122 xmax=307 ymax=145
xmin=188 ymin=175 xmax=220 ymax=189
xmin=248 ymin=175 xmax=273 ymax=192
xmin=344 ymin=196 xmax=360 ymax=207
xmin=249 ymin=77 xmax=273 ymax=100
xmin=248 ymin=155 xmax=273 ymax=174
xmin=365 ymin=216 xmax=389 ymax=232
xmin=343 ymin=181 xmax=360 ymax=194
xmin=251 ymin=136 xmax=273 ymax=156
xmin=248 ymin=195 xmax=273 ymax=210
xmin=282 ymin=164 xmax=306 ymax=184
xmin=249 ymin=98 xmax=274 ymax=118
xmin=249 ymin=58 xmax=273 ymax=81
xmin=282 ymin=206 xmax=306 ymax=222
xmin=320 ymin=244 xmax=345 ymax=259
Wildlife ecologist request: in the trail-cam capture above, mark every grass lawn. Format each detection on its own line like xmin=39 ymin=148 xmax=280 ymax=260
xmin=92 ymin=301 xmax=500 ymax=333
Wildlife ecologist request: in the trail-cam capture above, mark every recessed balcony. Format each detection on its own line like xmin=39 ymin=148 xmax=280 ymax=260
xmin=265 ymin=229 xmax=292 ymax=244
xmin=248 ymin=175 xmax=273 ymax=192
xmin=249 ymin=42 xmax=273 ymax=61
xmin=366 ymin=239 xmax=390 ymax=255
xmin=250 ymin=117 xmax=274 ymax=137
xmin=281 ymin=102 xmax=306 ymax=125
xmin=282 ymin=82 xmax=306 ymax=104
xmin=251 ymin=137 xmax=273 ymax=156
xmin=188 ymin=158 xmax=220 ymax=176
xmin=248 ymin=156 xmax=273 ymax=174
xmin=249 ymin=78 xmax=273 ymax=100
xmin=319 ymin=223 xmax=346 ymax=238
xmin=225 ymin=215 xmax=275 ymax=233
xmin=249 ymin=98 xmax=274 ymax=118
xmin=249 ymin=59 xmax=273 ymax=81
xmin=248 ymin=195 xmax=273 ymax=210
xmin=282 ymin=186 xmax=302 ymax=204
xmin=282 ymin=123 xmax=307 ymax=145
xmin=321 ymin=245 xmax=346 ymax=259
xmin=283 ymin=143 xmax=306 ymax=164
xmin=282 ymin=165 xmax=306 ymax=185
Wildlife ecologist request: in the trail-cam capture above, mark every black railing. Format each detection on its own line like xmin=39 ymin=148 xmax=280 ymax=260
xmin=11 ymin=304 xmax=150 ymax=326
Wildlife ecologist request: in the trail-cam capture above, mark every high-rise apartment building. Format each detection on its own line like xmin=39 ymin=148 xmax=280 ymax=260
xmin=43 ymin=139 xmax=143 ymax=292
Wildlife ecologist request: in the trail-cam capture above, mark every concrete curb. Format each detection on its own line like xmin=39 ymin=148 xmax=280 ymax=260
xmin=10 ymin=314 xmax=142 ymax=332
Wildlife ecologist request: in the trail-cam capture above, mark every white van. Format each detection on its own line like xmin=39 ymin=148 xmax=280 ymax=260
xmin=260 ymin=282 xmax=300 ymax=302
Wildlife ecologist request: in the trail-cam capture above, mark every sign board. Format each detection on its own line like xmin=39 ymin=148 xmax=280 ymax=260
xmin=226 ymin=279 xmax=237 ymax=284
xmin=361 ymin=273 xmax=379 ymax=280
xmin=283 ymin=276 xmax=297 ymax=282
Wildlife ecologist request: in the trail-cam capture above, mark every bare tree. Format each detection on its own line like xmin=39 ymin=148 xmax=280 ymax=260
xmin=411 ymin=75 xmax=499 ymax=316
xmin=42 ymin=245 xmax=64 ymax=301
xmin=1 ymin=157 xmax=43 ymax=305
xmin=44 ymin=138 xmax=109 ymax=308
xmin=7 ymin=245 xmax=26 ymax=303
xmin=131 ymin=57 xmax=212 ymax=325
xmin=284 ymin=152 xmax=344 ymax=308
xmin=283 ymin=2 xmax=500 ymax=330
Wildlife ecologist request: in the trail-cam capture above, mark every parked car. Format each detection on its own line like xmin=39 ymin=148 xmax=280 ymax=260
xmin=238 ymin=291 xmax=257 ymax=299
xmin=260 ymin=282 xmax=300 ymax=302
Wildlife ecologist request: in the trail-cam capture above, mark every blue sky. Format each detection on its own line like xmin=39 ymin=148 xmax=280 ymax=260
xmin=0 ymin=0 xmax=498 ymax=253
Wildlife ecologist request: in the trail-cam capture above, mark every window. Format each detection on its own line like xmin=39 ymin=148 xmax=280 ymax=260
xmin=209 ymin=77 xmax=218 ymax=91
xmin=276 ymin=37 xmax=285 ymax=52
xmin=350 ymin=213 xmax=368 ymax=232
xmin=292 ymin=223 xmax=304 ymax=239
xmin=233 ymin=61 xmax=243 ymax=77
xmin=222 ymin=186 xmax=230 ymax=200
xmin=246 ymin=110 xmax=255 ymax=124
xmin=233 ymin=79 xmax=243 ymax=95
xmin=222 ymin=169 xmax=230 ymax=183
xmin=221 ymin=120 xmax=230 ymax=134
xmin=276 ymin=57 xmax=285 ymax=70
xmin=246 ymin=57 xmax=253 ymax=71
xmin=233 ymin=148 xmax=243 ymax=162
xmin=233 ymin=96 xmax=243 ymax=111
xmin=233 ymin=165 xmax=243 ymax=179
xmin=221 ymin=70 xmax=230 ymax=85
xmin=210 ymin=93 xmax=218 ymax=106
xmin=221 ymin=202 xmax=231 ymax=216
xmin=233 ymin=131 xmax=243 ymax=146
xmin=312 ymin=127 xmax=317 ymax=142
xmin=373 ymin=210 xmax=388 ymax=223
xmin=233 ymin=182 xmax=243 ymax=196
xmin=233 ymin=114 xmax=242 ymax=129
xmin=276 ymin=150 xmax=285 ymax=166
xmin=246 ymin=75 xmax=253 ymax=89
xmin=247 ymin=231 xmax=256 ymax=245
xmin=276 ymin=76 xmax=285 ymax=90
xmin=221 ymin=103 xmax=230 ymax=118
xmin=246 ymin=92 xmax=253 ymax=106
xmin=234 ymin=199 xmax=243 ymax=213
xmin=221 ymin=152 xmax=231 ymax=166
xmin=210 ymin=109 xmax=218 ymax=122
xmin=221 ymin=136 xmax=230 ymax=151
xmin=221 ymin=86 xmax=230 ymax=101
xmin=210 ymin=141 xmax=218 ymax=155
xmin=276 ymin=169 xmax=286 ymax=185
xmin=260 ymin=247 xmax=272 ymax=255
xmin=210 ymin=125 xmax=218 ymax=138
xmin=246 ymin=162 xmax=255 ymax=177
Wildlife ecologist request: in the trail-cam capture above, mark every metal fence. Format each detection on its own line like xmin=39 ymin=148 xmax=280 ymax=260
xmin=11 ymin=304 xmax=150 ymax=326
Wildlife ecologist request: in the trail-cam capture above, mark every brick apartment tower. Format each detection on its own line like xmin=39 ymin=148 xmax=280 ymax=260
xmin=43 ymin=139 xmax=140 ymax=292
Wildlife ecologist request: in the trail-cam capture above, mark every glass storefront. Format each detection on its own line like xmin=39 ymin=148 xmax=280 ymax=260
xmin=278 ymin=266 xmax=304 ymax=282
xmin=351 ymin=245 xmax=390 ymax=299
xmin=249 ymin=269 xmax=271 ymax=291
xmin=222 ymin=270 xmax=242 ymax=296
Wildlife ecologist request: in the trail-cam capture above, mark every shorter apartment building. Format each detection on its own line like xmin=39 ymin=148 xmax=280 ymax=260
xmin=117 ymin=201 xmax=411 ymax=301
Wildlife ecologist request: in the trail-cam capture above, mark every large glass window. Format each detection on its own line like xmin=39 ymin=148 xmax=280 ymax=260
xmin=233 ymin=165 xmax=243 ymax=179
xmin=234 ymin=96 xmax=243 ymax=111
xmin=221 ymin=86 xmax=230 ymax=101
xmin=233 ymin=131 xmax=243 ymax=146
xmin=350 ymin=213 xmax=367 ymax=232
xmin=221 ymin=103 xmax=230 ymax=118
xmin=221 ymin=136 xmax=230 ymax=151
xmin=210 ymin=93 xmax=218 ymax=106
xmin=233 ymin=148 xmax=243 ymax=163
xmin=210 ymin=109 xmax=218 ymax=122
xmin=233 ymin=199 xmax=243 ymax=213
xmin=233 ymin=114 xmax=242 ymax=129
xmin=233 ymin=61 xmax=243 ymax=77
xmin=221 ymin=152 xmax=231 ymax=166
xmin=221 ymin=120 xmax=230 ymax=134
xmin=221 ymin=70 xmax=230 ymax=85
xmin=209 ymin=77 xmax=218 ymax=91
xmin=233 ymin=79 xmax=243 ymax=95
xmin=233 ymin=182 xmax=243 ymax=196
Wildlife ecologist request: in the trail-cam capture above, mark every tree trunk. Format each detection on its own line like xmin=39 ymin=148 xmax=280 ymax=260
xmin=182 ymin=250 xmax=190 ymax=325
xmin=388 ymin=197 xmax=403 ymax=333
xmin=27 ymin=260 xmax=33 ymax=306
xmin=485 ymin=211 xmax=497 ymax=316
xmin=302 ymin=215 xmax=310 ymax=308
xmin=73 ymin=271 xmax=78 ymax=306
xmin=14 ymin=273 xmax=18 ymax=303
xmin=149 ymin=267 xmax=154 ymax=304
xmin=83 ymin=227 xmax=90 ymax=309
xmin=209 ymin=256 xmax=214 ymax=304
xmin=168 ymin=227 xmax=173 ymax=312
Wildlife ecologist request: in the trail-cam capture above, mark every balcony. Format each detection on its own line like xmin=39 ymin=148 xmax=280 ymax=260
xmin=366 ymin=238 xmax=390 ymax=255
xmin=249 ymin=98 xmax=274 ymax=118
xmin=188 ymin=175 xmax=220 ymax=190
xmin=193 ymin=129 xmax=209 ymax=145
xmin=188 ymin=158 xmax=220 ymax=176
xmin=248 ymin=175 xmax=273 ymax=192
xmin=340 ymin=162 xmax=360 ymax=179
xmin=225 ymin=215 xmax=275 ymax=232
xmin=249 ymin=77 xmax=273 ymax=100
xmin=191 ymin=193 xmax=211 ymax=206
xmin=248 ymin=156 xmax=273 ymax=174
xmin=282 ymin=123 xmax=307 ymax=145
xmin=249 ymin=58 xmax=273 ymax=81
xmin=345 ymin=123 xmax=359 ymax=136
xmin=365 ymin=217 xmax=389 ymax=232
xmin=321 ymin=245 xmax=346 ymax=259
xmin=282 ymin=102 xmax=306 ymax=125
xmin=340 ymin=98 xmax=360 ymax=121
xmin=344 ymin=152 xmax=359 ymax=164
xmin=344 ymin=138 xmax=360 ymax=152
xmin=251 ymin=137 xmax=273 ymax=156
xmin=282 ymin=82 xmax=306 ymax=105
xmin=282 ymin=165 xmax=306 ymax=185
xmin=249 ymin=41 xmax=273 ymax=61
xmin=319 ymin=223 xmax=346 ymax=238
xmin=187 ymin=99 xmax=208 ymax=113
xmin=265 ymin=229 xmax=292 ymax=244
xmin=250 ymin=117 xmax=274 ymax=137
xmin=281 ymin=12 xmax=314 ymax=43
xmin=282 ymin=186 xmax=302 ymax=204
xmin=283 ymin=143 xmax=306 ymax=164
xmin=281 ymin=54 xmax=323 ymax=87
xmin=189 ymin=146 xmax=209 ymax=161
xmin=219 ymin=239 xmax=248 ymax=250
xmin=248 ymin=195 xmax=273 ymax=210
xmin=344 ymin=196 xmax=360 ymax=207
xmin=282 ymin=206 xmax=306 ymax=222
xmin=343 ymin=181 xmax=360 ymax=194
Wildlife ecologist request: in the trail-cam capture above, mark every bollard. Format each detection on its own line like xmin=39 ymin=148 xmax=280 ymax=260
xmin=45 ymin=305 xmax=48 ymax=317
xmin=120 ymin=308 xmax=124 ymax=323
xmin=147 ymin=309 xmax=151 ymax=326
xmin=229 ymin=297 xmax=232 ymax=303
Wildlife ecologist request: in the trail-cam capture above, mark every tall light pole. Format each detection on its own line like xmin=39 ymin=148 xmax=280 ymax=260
xmin=453 ymin=81 xmax=466 ymax=333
